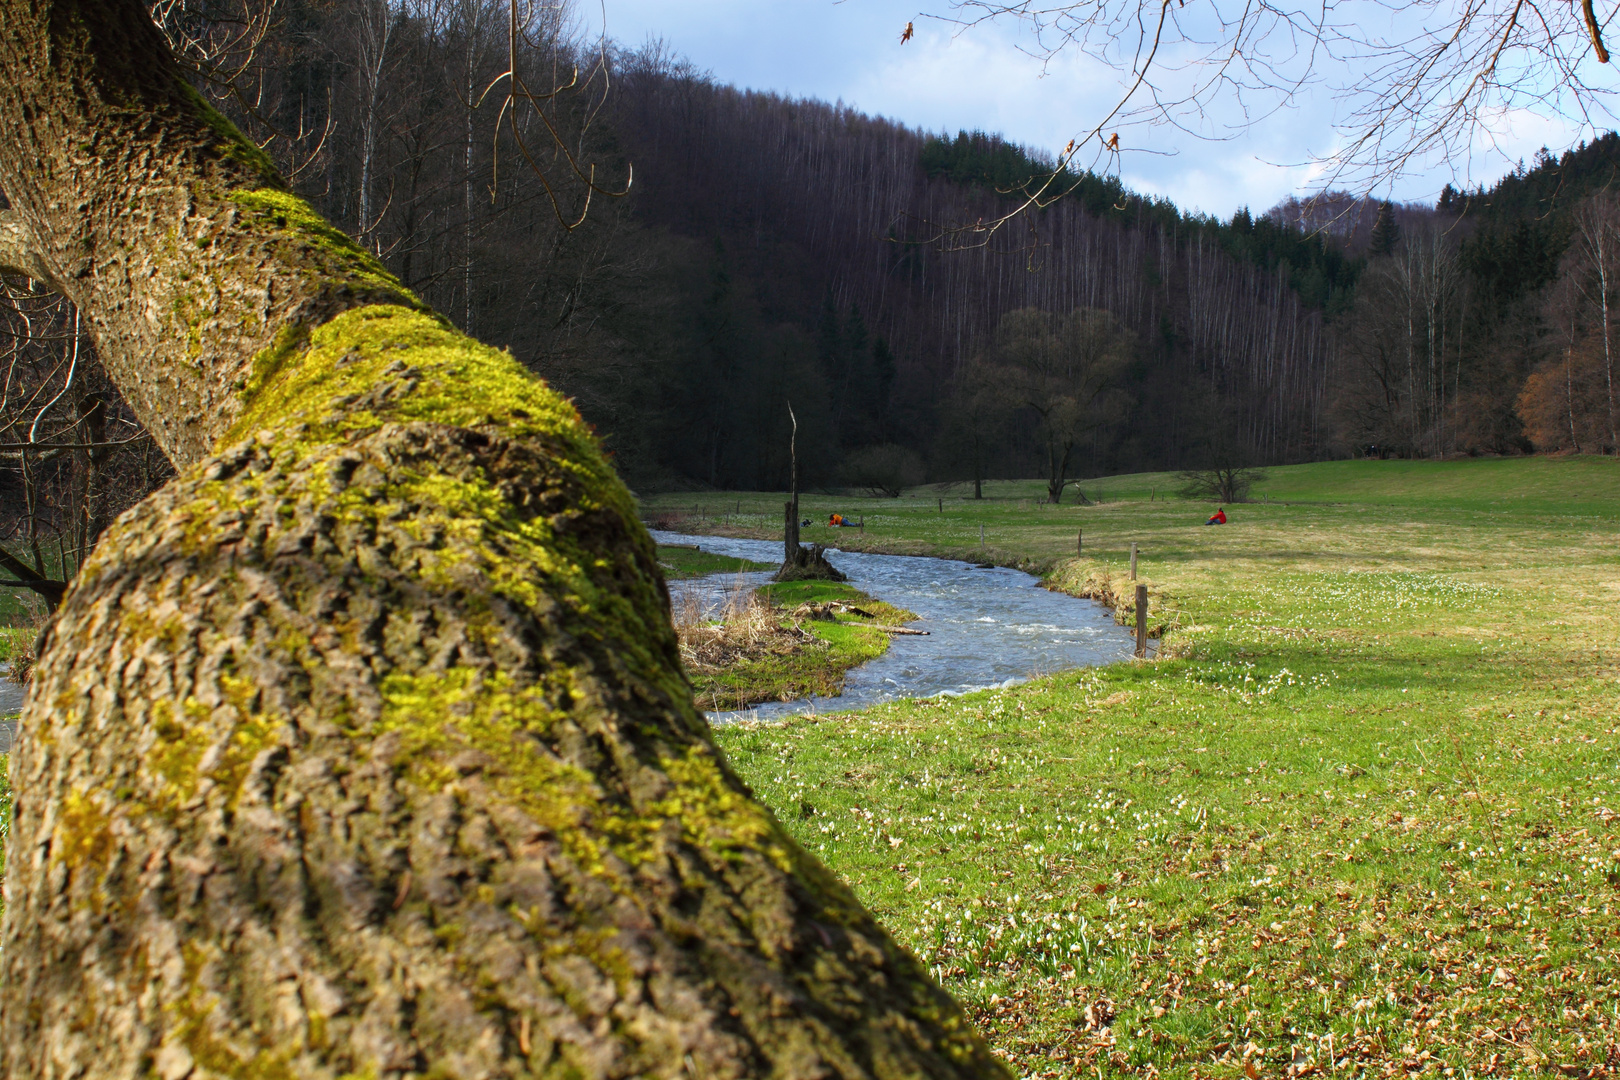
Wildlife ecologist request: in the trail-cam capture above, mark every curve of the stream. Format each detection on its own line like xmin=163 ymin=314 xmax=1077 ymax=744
xmin=651 ymin=531 xmax=1141 ymax=722
xmin=0 ymin=537 xmax=1142 ymax=750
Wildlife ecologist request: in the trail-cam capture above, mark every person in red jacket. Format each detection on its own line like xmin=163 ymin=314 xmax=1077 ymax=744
xmin=1205 ymin=507 xmax=1227 ymax=525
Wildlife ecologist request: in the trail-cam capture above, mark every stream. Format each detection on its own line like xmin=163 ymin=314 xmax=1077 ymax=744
xmin=0 ymin=678 xmax=20 ymax=753
xmin=651 ymin=531 xmax=1143 ymax=722
xmin=0 ymin=536 xmax=1141 ymax=752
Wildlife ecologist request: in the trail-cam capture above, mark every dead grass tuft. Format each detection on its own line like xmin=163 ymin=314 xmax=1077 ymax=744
xmin=674 ymin=586 xmax=821 ymax=680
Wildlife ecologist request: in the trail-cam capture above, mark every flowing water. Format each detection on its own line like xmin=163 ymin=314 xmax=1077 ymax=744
xmin=0 ymin=678 xmax=21 ymax=753
xmin=0 ymin=537 xmax=1140 ymax=752
xmin=652 ymin=531 xmax=1143 ymax=722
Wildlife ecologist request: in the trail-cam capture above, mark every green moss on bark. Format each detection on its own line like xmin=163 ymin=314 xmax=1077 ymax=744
xmin=9 ymin=216 xmax=1004 ymax=1080
xmin=2 ymin=0 xmax=1004 ymax=1072
xmin=227 ymin=192 xmax=420 ymax=306
xmin=53 ymin=788 xmax=113 ymax=871
xmin=229 ymin=305 xmax=590 ymax=451
xmin=178 ymin=83 xmax=280 ymax=184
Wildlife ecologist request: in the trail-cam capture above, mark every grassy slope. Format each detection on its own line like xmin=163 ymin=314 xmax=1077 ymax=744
xmin=1 ymin=462 xmax=1615 ymax=1066
xmin=0 ymin=542 xmax=73 ymax=621
xmin=646 ymin=459 xmax=1620 ymax=1079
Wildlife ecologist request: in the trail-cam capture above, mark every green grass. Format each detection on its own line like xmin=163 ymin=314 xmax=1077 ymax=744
xmin=756 ymin=579 xmax=918 ymax=625
xmin=0 ymin=585 xmax=51 ymax=622
xmin=1 ymin=460 xmax=1614 ymax=1068
xmin=686 ymin=619 xmax=891 ymax=712
xmin=647 ymin=458 xmax=1620 ymax=1078
xmin=656 ymin=543 xmax=775 ymax=579
xmin=0 ymin=627 xmax=30 ymax=664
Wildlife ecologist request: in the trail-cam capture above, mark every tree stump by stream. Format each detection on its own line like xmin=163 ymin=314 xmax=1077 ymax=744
xmin=777 ymin=500 xmax=847 ymax=581
xmin=776 ymin=542 xmax=847 ymax=582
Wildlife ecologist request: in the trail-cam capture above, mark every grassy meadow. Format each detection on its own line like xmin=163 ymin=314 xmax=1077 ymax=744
xmin=646 ymin=457 xmax=1620 ymax=1079
xmin=0 ymin=460 xmax=1614 ymax=1076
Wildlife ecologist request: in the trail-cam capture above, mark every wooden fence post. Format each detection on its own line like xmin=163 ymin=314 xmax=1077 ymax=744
xmin=938 ymin=498 xmax=943 ymax=513
xmin=1135 ymin=585 xmax=1148 ymax=659
xmin=1130 ymin=543 xmax=1138 ymax=581
xmin=1077 ymin=530 xmax=1083 ymax=556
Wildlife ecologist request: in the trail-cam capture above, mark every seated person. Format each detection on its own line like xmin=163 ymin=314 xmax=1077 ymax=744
xmin=1205 ymin=508 xmax=1227 ymax=525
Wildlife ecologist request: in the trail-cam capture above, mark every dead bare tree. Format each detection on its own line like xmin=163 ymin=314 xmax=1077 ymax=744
xmin=1569 ymin=191 xmax=1620 ymax=448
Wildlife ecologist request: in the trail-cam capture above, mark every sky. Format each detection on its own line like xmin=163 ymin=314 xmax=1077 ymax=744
xmin=582 ymin=0 xmax=1591 ymax=220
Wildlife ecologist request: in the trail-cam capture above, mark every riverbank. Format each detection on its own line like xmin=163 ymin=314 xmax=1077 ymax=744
xmin=658 ymin=531 xmax=1138 ymax=718
xmin=657 ymin=543 xmax=775 ymax=580
xmin=645 ymin=459 xmax=1620 ymax=1078
xmin=677 ymin=579 xmax=917 ymax=711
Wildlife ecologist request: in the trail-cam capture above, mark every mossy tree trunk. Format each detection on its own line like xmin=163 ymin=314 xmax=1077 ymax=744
xmin=0 ymin=3 xmax=1008 ymax=1078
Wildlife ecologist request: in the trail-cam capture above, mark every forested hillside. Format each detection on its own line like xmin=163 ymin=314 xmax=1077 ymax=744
xmin=600 ymin=68 xmax=1343 ymax=490
xmin=1316 ymin=135 xmax=1620 ymax=459
xmin=7 ymin=0 xmax=1620 ymax=603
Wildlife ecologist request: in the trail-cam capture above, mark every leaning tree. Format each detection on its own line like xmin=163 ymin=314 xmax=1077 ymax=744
xmin=0 ymin=1 xmax=1007 ymax=1076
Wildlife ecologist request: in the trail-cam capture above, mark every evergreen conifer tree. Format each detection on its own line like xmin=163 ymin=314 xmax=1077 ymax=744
xmin=1370 ymin=200 xmax=1400 ymax=255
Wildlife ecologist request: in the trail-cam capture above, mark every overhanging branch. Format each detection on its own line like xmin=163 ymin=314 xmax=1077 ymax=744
xmin=0 ymin=546 xmax=65 ymax=608
xmin=0 ymin=209 xmax=54 ymax=284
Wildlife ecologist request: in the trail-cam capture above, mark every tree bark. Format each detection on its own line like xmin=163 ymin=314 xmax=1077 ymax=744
xmin=0 ymin=3 xmax=1007 ymax=1078
xmin=0 ymin=210 xmax=53 ymax=283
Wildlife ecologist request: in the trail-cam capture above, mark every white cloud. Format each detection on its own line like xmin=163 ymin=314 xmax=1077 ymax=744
xmin=589 ymin=0 xmax=1588 ymax=217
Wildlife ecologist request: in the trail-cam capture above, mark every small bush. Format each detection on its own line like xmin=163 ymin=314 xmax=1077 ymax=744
xmin=1177 ymin=466 xmax=1266 ymax=503
xmin=841 ymin=444 xmax=925 ymax=498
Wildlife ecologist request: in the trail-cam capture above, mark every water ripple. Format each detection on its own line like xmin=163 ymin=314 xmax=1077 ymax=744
xmin=652 ymin=531 xmax=1138 ymax=722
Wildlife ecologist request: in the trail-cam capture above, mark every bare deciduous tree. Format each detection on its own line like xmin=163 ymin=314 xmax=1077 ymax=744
xmin=1176 ymin=464 xmax=1267 ymax=503
xmin=1333 ymin=224 xmax=1461 ymax=456
xmin=0 ymin=282 xmax=170 ymax=610
xmin=987 ymin=307 xmax=1132 ymax=504
xmin=1568 ymin=191 xmax=1620 ymax=448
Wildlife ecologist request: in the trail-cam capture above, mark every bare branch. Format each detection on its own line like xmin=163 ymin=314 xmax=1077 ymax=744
xmin=1582 ymin=0 xmax=1609 ymax=63
xmin=0 ymin=544 xmax=65 ymax=608
xmin=930 ymin=0 xmax=1620 ymax=217
xmin=483 ymin=0 xmax=631 ymax=232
